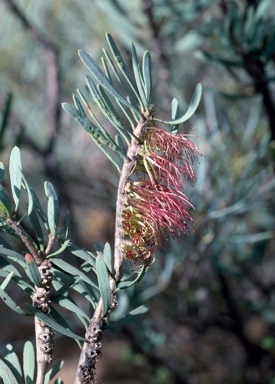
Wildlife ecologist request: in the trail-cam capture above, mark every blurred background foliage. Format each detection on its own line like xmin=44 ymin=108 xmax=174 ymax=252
xmin=0 ymin=0 xmax=274 ymax=383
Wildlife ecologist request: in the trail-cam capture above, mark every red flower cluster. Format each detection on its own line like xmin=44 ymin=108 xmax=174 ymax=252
xmin=121 ymin=126 xmax=201 ymax=266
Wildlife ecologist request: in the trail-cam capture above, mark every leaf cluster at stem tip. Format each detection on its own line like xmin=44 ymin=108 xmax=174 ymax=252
xmin=62 ymin=33 xmax=202 ymax=171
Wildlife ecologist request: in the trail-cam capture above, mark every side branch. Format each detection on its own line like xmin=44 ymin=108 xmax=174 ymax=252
xmin=5 ymin=217 xmax=43 ymax=265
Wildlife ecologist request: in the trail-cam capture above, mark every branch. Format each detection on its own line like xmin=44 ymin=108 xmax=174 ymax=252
xmin=74 ymin=110 xmax=153 ymax=384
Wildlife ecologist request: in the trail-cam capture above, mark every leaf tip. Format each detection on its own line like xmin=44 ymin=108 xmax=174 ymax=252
xmin=78 ymin=50 xmax=85 ymax=59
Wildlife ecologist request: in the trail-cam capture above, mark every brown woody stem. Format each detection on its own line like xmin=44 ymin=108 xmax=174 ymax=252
xmin=5 ymin=217 xmax=43 ymax=265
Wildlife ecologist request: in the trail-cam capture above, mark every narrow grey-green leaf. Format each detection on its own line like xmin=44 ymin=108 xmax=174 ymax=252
xmin=94 ymin=242 xmax=103 ymax=253
xmin=86 ymin=76 xmax=109 ymax=114
xmin=62 ymin=102 xmax=82 ymax=124
xmin=51 ymin=293 xmax=89 ymax=322
xmin=0 ymin=246 xmax=25 ymax=265
xmin=154 ymin=83 xmax=202 ymax=125
xmin=0 ymin=184 xmax=12 ymax=217
xmin=67 ymin=243 xmax=96 ymax=267
xmin=0 ymin=234 xmax=12 ymax=249
xmin=108 ymin=305 xmax=148 ymax=328
xmin=0 ymin=268 xmax=32 ymax=294
xmin=106 ymin=33 xmax=134 ymax=84
xmin=77 ymin=87 xmax=129 ymax=146
xmin=25 ymin=254 xmax=42 ymax=287
xmin=48 ymin=305 xmax=81 ymax=346
xmin=50 ymin=258 xmax=99 ymax=290
xmin=31 ymin=188 xmax=49 ymax=230
xmin=0 ymin=270 xmax=14 ymax=290
xmin=96 ymin=85 xmax=132 ymax=143
xmin=0 ymin=360 xmax=18 ymax=384
xmin=20 ymin=172 xmax=34 ymax=216
xmin=51 ymin=276 xmax=78 ymax=298
xmin=79 ymin=260 xmax=93 ymax=274
xmin=106 ymin=34 xmax=142 ymax=108
xmin=103 ymin=242 xmax=113 ymax=274
xmin=170 ymin=98 xmax=180 ymax=134
xmin=0 ymin=255 xmax=11 ymax=269
xmin=26 ymin=303 xmax=86 ymax=341
xmin=102 ymin=48 xmax=123 ymax=83
xmin=101 ymin=55 xmax=113 ymax=83
xmin=142 ymin=51 xmax=152 ymax=103
xmin=0 ymin=286 xmax=29 ymax=315
xmin=84 ymin=80 xmax=130 ymax=149
xmin=171 ymin=98 xmax=180 ymax=119
xmin=118 ymin=265 xmax=148 ymax=290
xmin=115 ymin=134 xmax=126 ymax=154
xmin=44 ymin=181 xmax=60 ymax=236
xmin=51 ymin=267 xmax=98 ymax=310
xmin=0 ymin=248 xmax=37 ymax=289
xmin=62 ymin=103 xmax=109 ymax=146
xmin=71 ymin=280 xmax=97 ymax=309
xmin=102 ymin=48 xmax=140 ymax=112
xmin=115 ymin=100 xmax=136 ymax=130
xmin=29 ymin=209 xmax=45 ymax=251
xmin=65 ymin=211 xmax=71 ymax=240
xmin=9 ymin=146 xmax=22 ymax=211
xmin=3 ymin=344 xmax=22 ymax=384
xmin=23 ymin=341 xmax=35 ymax=384
xmin=48 ymin=308 xmax=82 ymax=349
xmin=72 ymin=94 xmax=86 ymax=118
xmin=254 ymin=0 xmax=271 ymax=21
xmin=62 ymin=102 xmax=124 ymax=169
xmin=86 ymin=80 xmax=121 ymax=136
xmin=48 ymin=238 xmax=70 ymax=258
xmin=88 ymin=134 xmax=122 ymax=171
xmin=132 ymin=43 xmax=147 ymax=110
xmin=0 ymin=162 xmax=4 ymax=182
xmin=44 ymin=361 xmax=64 ymax=384
xmin=54 ymin=379 xmax=64 ymax=384
xmin=96 ymin=254 xmax=111 ymax=315
xmin=78 ymin=50 xmax=141 ymax=115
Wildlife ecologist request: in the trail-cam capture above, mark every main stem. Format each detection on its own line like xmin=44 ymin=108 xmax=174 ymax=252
xmin=74 ymin=111 xmax=153 ymax=384
xmin=5 ymin=216 xmax=55 ymax=383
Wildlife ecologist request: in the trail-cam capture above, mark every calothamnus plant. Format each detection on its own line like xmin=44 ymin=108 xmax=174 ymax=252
xmin=0 ymin=34 xmax=202 ymax=384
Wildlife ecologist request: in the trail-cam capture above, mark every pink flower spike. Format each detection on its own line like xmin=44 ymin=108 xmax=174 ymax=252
xmin=121 ymin=125 xmax=202 ymax=267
